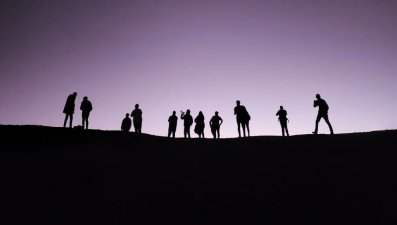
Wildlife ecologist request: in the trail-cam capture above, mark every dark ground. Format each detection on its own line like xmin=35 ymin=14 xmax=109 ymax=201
xmin=0 ymin=125 xmax=396 ymax=224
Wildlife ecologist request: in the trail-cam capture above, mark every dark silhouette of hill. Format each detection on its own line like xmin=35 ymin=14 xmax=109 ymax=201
xmin=0 ymin=125 xmax=396 ymax=225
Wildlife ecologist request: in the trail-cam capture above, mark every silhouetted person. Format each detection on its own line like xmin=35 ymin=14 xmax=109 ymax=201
xmin=168 ymin=111 xmax=178 ymax=138
xmin=80 ymin=96 xmax=92 ymax=129
xmin=131 ymin=104 xmax=143 ymax=133
xmin=210 ymin=111 xmax=223 ymax=139
xmin=181 ymin=110 xmax=193 ymax=138
xmin=234 ymin=100 xmax=250 ymax=137
xmin=121 ymin=113 xmax=132 ymax=132
xmin=63 ymin=92 xmax=77 ymax=128
xmin=194 ymin=111 xmax=205 ymax=138
xmin=313 ymin=94 xmax=334 ymax=135
xmin=276 ymin=106 xmax=289 ymax=136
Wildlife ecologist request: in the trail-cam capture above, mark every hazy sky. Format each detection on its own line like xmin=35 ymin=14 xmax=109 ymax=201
xmin=1 ymin=0 xmax=396 ymax=137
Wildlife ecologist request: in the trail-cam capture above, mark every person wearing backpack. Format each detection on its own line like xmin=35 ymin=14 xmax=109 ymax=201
xmin=313 ymin=94 xmax=334 ymax=135
xmin=234 ymin=100 xmax=251 ymax=137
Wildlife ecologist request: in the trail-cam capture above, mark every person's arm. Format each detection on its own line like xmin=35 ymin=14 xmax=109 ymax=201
xmin=276 ymin=110 xmax=279 ymax=116
xmin=220 ymin=117 xmax=223 ymax=126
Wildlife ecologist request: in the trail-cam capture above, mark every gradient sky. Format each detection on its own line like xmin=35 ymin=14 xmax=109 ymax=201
xmin=1 ymin=0 xmax=396 ymax=137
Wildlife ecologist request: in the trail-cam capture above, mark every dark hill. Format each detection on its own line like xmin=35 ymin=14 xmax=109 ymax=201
xmin=1 ymin=125 xmax=396 ymax=225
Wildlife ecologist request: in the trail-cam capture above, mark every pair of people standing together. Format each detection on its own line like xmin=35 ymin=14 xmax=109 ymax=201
xmin=121 ymin=104 xmax=142 ymax=133
xmin=63 ymin=92 xmax=92 ymax=129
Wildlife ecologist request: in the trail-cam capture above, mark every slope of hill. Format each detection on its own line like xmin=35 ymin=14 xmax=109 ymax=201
xmin=0 ymin=125 xmax=396 ymax=225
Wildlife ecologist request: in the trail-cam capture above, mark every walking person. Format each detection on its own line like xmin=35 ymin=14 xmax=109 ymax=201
xmin=276 ymin=106 xmax=289 ymax=136
xmin=63 ymin=92 xmax=77 ymax=128
xmin=121 ymin=113 xmax=132 ymax=132
xmin=313 ymin=94 xmax=334 ymax=135
xmin=194 ymin=111 xmax=205 ymax=138
xmin=168 ymin=111 xmax=178 ymax=138
xmin=181 ymin=110 xmax=193 ymax=138
xmin=80 ymin=96 xmax=92 ymax=129
xmin=209 ymin=111 xmax=223 ymax=139
xmin=131 ymin=104 xmax=143 ymax=133
xmin=234 ymin=100 xmax=251 ymax=137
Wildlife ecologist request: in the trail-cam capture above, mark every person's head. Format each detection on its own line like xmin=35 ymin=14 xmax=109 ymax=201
xmin=126 ymin=113 xmax=129 ymax=117
xmin=172 ymin=111 xmax=176 ymax=115
xmin=186 ymin=109 xmax=190 ymax=115
xmin=215 ymin=111 xmax=219 ymax=116
xmin=236 ymin=100 xmax=240 ymax=106
xmin=83 ymin=96 xmax=88 ymax=100
xmin=280 ymin=106 xmax=283 ymax=110
xmin=135 ymin=104 xmax=139 ymax=109
xmin=316 ymin=94 xmax=321 ymax=99
xmin=199 ymin=111 xmax=203 ymax=116
xmin=72 ymin=92 xmax=77 ymax=96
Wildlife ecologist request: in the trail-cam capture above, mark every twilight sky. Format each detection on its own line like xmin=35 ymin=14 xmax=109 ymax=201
xmin=1 ymin=0 xmax=396 ymax=137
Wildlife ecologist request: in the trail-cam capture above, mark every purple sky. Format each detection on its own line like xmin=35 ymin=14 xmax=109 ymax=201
xmin=1 ymin=0 xmax=396 ymax=137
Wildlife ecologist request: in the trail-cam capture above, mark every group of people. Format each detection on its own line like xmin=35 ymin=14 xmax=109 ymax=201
xmin=169 ymin=110 xmax=224 ymax=139
xmin=63 ymin=92 xmax=334 ymax=137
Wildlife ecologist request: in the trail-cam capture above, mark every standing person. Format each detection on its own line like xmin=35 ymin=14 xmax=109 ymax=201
xmin=63 ymin=92 xmax=77 ymax=128
xmin=168 ymin=111 xmax=178 ymax=138
xmin=121 ymin=113 xmax=132 ymax=132
xmin=234 ymin=100 xmax=251 ymax=137
xmin=194 ymin=111 xmax=205 ymax=138
xmin=80 ymin=96 xmax=92 ymax=129
xmin=276 ymin=106 xmax=289 ymax=136
xmin=210 ymin=111 xmax=223 ymax=139
xmin=131 ymin=104 xmax=143 ymax=133
xmin=180 ymin=110 xmax=193 ymax=138
xmin=313 ymin=94 xmax=334 ymax=135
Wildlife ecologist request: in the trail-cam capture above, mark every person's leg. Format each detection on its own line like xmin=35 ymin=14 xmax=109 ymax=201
xmin=82 ymin=114 xmax=85 ymax=128
xmin=168 ymin=126 xmax=171 ymax=137
xmin=323 ymin=114 xmax=334 ymax=134
xmin=134 ymin=122 xmax=138 ymax=133
xmin=64 ymin=114 xmax=69 ymax=127
xmin=69 ymin=115 xmax=73 ymax=128
xmin=314 ymin=114 xmax=321 ymax=134
xmin=86 ymin=113 xmax=89 ymax=129
xmin=285 ymin=123 xmax=289 ymax=136
xmin=187 ymin=127 xmax=191 ymax=138
xmin=242 ymin=123 xmax=246 ymax=137
xmin=237 ymin=121 xmax=241 ymax=137
xmin=217 ymin=127 xmax=220 ymax=139
xmin=281 ymin=125 xmax=285 ymax=136
xmin=246 ymin=121 xmax=250 ymax=137
xmin=184 ymin=127 xmax=187 ymax=138
xmin=172 ymin=129 xmax=175 ymax=138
